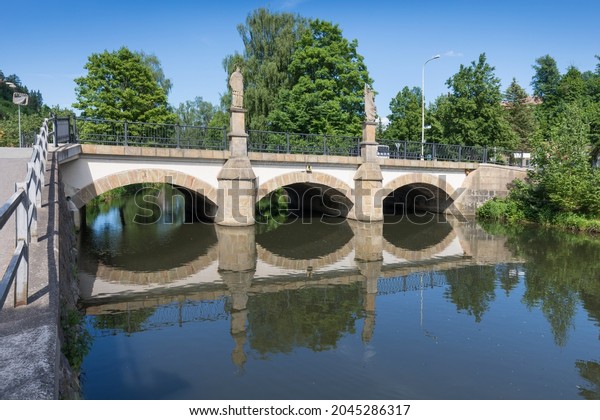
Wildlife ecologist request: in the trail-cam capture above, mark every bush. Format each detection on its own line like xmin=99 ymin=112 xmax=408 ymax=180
xmin=476 ymin=197 xmax=525 ymax=223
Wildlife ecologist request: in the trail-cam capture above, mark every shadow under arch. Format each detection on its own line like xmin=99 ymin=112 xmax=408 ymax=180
xmin=79 ymin=221 xmax=220 ymax=287
xmin=256 ymin=218 xmax=354 ymax=265
xmin=257 ymin=171 xmax=354 ymax=217
xmin=383 ymin=173 xmax=456 ymax=215
xmin=382 ymin=219 xmax=459 ymax=261
xmin=70 ymin=168 xmax=218 ymax=212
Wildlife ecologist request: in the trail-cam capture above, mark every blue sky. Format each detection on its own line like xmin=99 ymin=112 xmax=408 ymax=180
xmin=2 ymin=0 xmax=599 ymax=119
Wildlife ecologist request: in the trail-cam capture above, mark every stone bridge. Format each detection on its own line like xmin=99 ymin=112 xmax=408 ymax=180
xmin=57 ymin=143 xmax=526 ymax=227
xmin=57 ymin=103 xmax=527 ymax=225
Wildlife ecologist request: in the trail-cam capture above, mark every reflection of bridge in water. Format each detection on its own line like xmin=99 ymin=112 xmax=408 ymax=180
xmin=82 ymin=219 xmax=522 ymax=369
xmin=80 ymin=217 xmax=482 ymax=298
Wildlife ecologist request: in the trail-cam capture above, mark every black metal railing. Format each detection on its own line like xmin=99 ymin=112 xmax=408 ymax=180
xmin=247 ymin=130 xmax=361 ymax=156
xmin=70 ymin=117 xmax=531 ymax=167
xmin=378 ymin=138 xmax=531 ymax=167
xmin=74 ymin=117 xmax=228 ymax=150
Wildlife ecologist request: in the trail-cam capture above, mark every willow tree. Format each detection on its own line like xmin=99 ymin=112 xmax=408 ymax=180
xmin=223 ymin=8 xmax=308 ymax=130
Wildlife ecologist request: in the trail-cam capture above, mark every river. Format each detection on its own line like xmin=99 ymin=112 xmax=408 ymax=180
xmin=78 ymin=190 xmax=600 ymax=399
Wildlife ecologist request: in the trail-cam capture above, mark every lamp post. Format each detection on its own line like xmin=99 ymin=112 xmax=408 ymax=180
xmin=1 ymin=79 xmax=25 ymax=147
xmin=421 ymin=54 xmax=440 ymax=160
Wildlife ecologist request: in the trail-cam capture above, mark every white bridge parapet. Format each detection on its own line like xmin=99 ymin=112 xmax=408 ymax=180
xmin=57 ymin=143 xmax=526 ymax=223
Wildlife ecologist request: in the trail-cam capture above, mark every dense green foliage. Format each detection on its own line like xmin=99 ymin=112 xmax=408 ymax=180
xmin=503 ymin=78 xmax=538 ymax=149
xmin=223 ymin=8 xmax=308 ymax=131
xmin=73 ymin=47 xmax=176 ymax=124
xmin=477 ymin=103 xmax=600 ymax=232
xmin=175 ymin=96 xmax=218 ymax=127
xmin=1 ymin=69 xmax=73 ymax=146
xmin=433 ymin=53 xmax=518 ymax=148
xmin=381 ymin=86 xmax=421 ymax=142
xmin=268 ymin=19 xmax=372 ymax=136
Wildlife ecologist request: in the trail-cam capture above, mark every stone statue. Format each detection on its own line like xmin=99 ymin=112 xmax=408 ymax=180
xmin=230 ymin=67 xmax=244 ymax=109
xmin=364 ymin=84 xmax=377 ymax=122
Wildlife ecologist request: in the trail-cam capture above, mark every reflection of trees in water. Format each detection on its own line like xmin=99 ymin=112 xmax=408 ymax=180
xmin=91 ymin=307 xmax=157 ymax=336
xmin=443 ymin=266 xmax=497 ymax=323
xmin=495 ymin=264 xmax=520 ymax=296
xmin=575 ymin=360 xmax=600 ymax=399
xmin=246 ymin=284 xmax=364 ymax=355
xmin=505 ymin=226 xmax=600 ymax=347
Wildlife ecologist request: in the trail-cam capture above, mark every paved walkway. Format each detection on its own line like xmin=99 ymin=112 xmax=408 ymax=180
xmin=0 ymin=147 xmax=60 ymax=399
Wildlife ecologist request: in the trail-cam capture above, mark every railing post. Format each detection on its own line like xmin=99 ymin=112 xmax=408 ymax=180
xmin=26 ymin=162 xmax=38 ymax=238
xmin=124 ymin=121 xmax=128 ymax=146
xmin=323 ymin=134 xmax=327 ymax=155
xmin=176 ymin=124 xmax=181 ymax=149
xmin=403 ymin=141 xmax=407 ymax=159
xmin=73 ymin=115 xmax=78 ymax=143
xmin=53 ymin=114 xmax=58 ymax=147
xmin=286 ymin=132 xmax=290 ymax=154
xmin=223 ymin=127 xmax=227 ymax=150
xmin=432 ymin=143 xmax=437 ymax=161
xmin=15 ymin=182 xmax=29 ymax=307
xmin=458 ymin=145 xmax=462 ymax=162
xmin=483 ymin=146 xmax=488 ymax=163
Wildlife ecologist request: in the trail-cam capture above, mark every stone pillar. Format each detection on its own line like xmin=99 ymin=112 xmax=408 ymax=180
xmin=216 ymin=225 xmax=256 ymax=370
xmin=216 ymin=106 xmax=257 ymax=226
xmin=348 ymin=220 xmax=383 ymax=343
xmin=348 ymin=121 xmax=384 ymax=222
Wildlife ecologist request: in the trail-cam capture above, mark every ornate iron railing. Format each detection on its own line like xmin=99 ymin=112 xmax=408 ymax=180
xmin=69 ymin=117 xmax=531 ymax=167
xmin=0 ymin=119 xmax=49 ymax=310
xmin=74 ymin=117 xmax=228 ymax=150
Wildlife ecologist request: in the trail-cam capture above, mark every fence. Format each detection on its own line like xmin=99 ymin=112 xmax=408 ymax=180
xmin=0 ymin=119 xmax=49 ymax=310
xmin=73 ymin=117 xmax=228 ymax=150
xmin=69 ymin=116 xmax=531 ymax=167
xmin=377 ymin=139 xmax=530 ymax=166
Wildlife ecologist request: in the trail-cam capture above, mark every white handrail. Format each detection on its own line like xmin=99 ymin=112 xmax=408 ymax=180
xmin=0 ymin=118 xmax=49 ymax=309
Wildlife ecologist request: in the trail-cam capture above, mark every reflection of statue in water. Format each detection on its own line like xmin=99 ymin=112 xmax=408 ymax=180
xmin=364 ymin=84 xmax=376 ymax=122
xmin=230 ymin=67 xmax=244 ymax=108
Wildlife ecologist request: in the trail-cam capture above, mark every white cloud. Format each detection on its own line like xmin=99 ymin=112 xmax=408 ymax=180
xmin=443 ymin=50 xmax=464 ymax=57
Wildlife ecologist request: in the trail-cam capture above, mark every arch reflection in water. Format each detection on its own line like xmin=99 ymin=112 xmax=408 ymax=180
xmin=81 ymin=211 xmax=600 ymax=399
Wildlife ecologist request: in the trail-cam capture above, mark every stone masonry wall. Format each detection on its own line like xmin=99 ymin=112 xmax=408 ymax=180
xmin=57 ymin=165 xmax=83 ymax=399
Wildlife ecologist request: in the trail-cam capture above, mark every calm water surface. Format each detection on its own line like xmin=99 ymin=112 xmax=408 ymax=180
xmin=79 ymin=195 xmax=600 ymax=399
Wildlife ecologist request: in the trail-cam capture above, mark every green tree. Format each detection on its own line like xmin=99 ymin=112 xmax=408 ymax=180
xmin=531 ymin=55 xmax=561 ymax=102
xmin=438 ymin=53 xmax=517 ymax=148
xmin=138 ymin=51 xmax=173 ymax=96
xmin=383 ymin=86 xmax=422 ymax=142
xmin=223 ymin=8 xmax=308 ymax=130
xmin=268 ymin=19 xmax=372 ymax=137
xmin=557 ymin=66 xmax=586 ymax=105
xmin=175 ymin=96 xmax=217 ymax=126
xmin=503 ymin=78 xmax=537 ymax=149
xmin=73 ymin=47 xmax=176 ymax=124
xmin=529 ymin=103 xmax=600 ymax=216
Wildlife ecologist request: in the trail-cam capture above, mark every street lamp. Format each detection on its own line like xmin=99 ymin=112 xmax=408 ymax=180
xmin=421 ymin=54 xmax=440 ymax=160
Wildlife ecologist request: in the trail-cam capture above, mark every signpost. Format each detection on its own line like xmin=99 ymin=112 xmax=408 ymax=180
xmin=12 ymin=92 xmax=28 ymax=147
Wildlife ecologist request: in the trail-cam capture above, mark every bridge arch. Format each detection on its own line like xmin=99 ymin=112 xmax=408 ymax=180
xmin=257 ymin=171 xmax=353 ymax=203
xmin=257 ymin=171 xmax=354 ymax=218
xmin=383 ymin=173 xmax=456 ymax=198
xmin=70 ymin=168 xmax=218 ymax=209
xmin=383 ymin=173 xmax=456 ymax=214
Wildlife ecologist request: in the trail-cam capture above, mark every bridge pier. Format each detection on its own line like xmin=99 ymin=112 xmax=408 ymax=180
xmin=216 ymin=105 xmax=257 ymax=226
xmin=348 ymin=219 xmax=383 ymax=343
xmin=348 ymin=122 xmax=384 ymax=222
xmin=216 ymin=225 xmax=256 ymax=369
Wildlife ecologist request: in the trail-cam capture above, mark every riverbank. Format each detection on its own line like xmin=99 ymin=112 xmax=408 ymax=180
xmin=476 ymin=196 xmax=600 ymax=236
